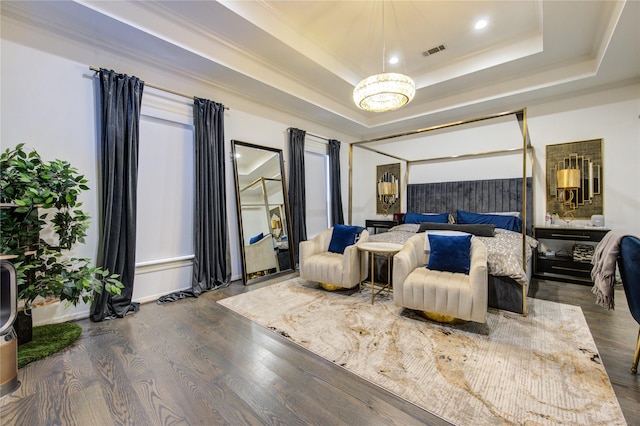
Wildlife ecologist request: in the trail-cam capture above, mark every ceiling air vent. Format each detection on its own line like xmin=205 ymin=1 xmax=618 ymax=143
xmin=422 ymin=44 xmax=446 ymax=57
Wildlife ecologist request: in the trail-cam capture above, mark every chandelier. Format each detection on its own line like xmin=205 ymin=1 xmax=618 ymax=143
xmin=353 ymin=1 xmax=415 ymax=112
xmin=353 ymin=73 xmax=415 ymax=112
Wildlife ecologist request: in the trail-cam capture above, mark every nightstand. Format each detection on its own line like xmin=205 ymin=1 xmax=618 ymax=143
xmin=533 ymin=226 xmax=609 ymax=284
xmin=365 ymin=219 xmax=399 ymax=234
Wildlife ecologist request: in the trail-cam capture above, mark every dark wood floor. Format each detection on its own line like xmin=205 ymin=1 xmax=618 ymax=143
xmin=1 ymin=276 xmax=638 ymax=425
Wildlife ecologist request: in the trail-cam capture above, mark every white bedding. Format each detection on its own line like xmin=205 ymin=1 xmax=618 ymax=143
xmin=368 ymin=224 xmax=538 ymax=286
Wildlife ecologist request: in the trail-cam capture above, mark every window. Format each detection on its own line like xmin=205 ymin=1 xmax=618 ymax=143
xmin=136 ymin=91 xmax=194 ymax=265
xmin=304 ymin=139 xmax=330 ymax=238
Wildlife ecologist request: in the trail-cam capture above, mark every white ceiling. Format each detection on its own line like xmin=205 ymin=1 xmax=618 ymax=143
xmin=3 ymin=1 xmax=639 ymax=139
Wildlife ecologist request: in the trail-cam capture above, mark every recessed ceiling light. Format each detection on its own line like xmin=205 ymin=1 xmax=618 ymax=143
xmin=475 ymin=19 xmax=488 ymax=30
xmin=389 ymin=56 xmax=399 ymax=65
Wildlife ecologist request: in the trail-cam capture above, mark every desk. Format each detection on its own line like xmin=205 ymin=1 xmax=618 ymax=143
xmin=358 ymin=242 xmax=403 ymax=304
xmin=365 ymin=219 xmax=399 ymax=234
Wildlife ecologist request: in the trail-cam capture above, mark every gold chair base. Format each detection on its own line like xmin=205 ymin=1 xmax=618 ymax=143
xmin=632 ymin=327 xmax=639 ymax=374
xmin=423 ymin=311 xmax=465 ymax=325
xmin=320 ymin=283 xmax=343 ymax=291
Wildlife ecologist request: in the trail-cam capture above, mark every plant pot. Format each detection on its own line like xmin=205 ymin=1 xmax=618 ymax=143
xmin=15 ymin=310 xmax=32 ymax=345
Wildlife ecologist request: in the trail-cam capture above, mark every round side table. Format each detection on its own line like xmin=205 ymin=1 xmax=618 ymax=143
xmin=357 ymin=242 xmax=403 ymax=304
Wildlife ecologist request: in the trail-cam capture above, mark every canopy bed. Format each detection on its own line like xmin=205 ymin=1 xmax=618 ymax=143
xmin=348 ymin=108 xmax=535 ymax=315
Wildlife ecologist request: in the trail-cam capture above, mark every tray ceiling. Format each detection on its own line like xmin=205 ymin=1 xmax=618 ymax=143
xmin=2 ymin=1 xmax=638 ymax=139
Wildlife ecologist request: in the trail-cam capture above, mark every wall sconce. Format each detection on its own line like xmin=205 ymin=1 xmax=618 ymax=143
xmin=546 ymin=139 xmax=603 ymax=221
xmin=556 ymin=168 xmax=581 ymax=222
xmin=377 ymin=172 xmax=399 ymax=216
xmin=553 ymin=148 xmax=601 ymax=223
xmin=270 ymin=214 xmax=282 ymax=238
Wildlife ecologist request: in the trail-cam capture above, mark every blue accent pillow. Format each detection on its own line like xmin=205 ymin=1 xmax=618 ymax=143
xmin=249 ymin=232 xmax=264 ymax=244
xmin=403 ymin=212 xmax=449 ymax=224
xmin=427 ymin=234 xmax=472 ymax=274
xmin=456 ymin=210 xmax=522 ymax=233
xmin=328 ymin=224 xmax=364 ymax=254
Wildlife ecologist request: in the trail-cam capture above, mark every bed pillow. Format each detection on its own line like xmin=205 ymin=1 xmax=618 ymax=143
xmin=456 ymin=209 xmax=522 ymax=233
xmin=426 ymin=234 xmax=472 ymax=274
xmin=417 ymin=222 xmax=496 ymax=237
xmin=424 ymin=230 xmax=470 ymax=253
xmin=487 ymin=211 xmax=521 ymax=218
xmin=249 ymin=232 xmax=264 ymax=244
xmin=328 ymin=224 xmax=365 ymax=254
xmin=403 ymin=212 xmax=449 ymax=224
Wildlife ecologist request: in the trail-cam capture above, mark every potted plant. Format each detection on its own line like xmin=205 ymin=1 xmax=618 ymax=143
xmin=0 ymin=144 xmax=123 ymax=342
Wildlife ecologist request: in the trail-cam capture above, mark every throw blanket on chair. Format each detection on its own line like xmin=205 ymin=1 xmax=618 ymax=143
xmin=591 ymin=230 xmax=626 ymax=309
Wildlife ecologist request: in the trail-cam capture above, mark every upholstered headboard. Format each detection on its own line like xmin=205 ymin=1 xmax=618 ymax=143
xmin=407 ymin=177 xmax=533 ymax=235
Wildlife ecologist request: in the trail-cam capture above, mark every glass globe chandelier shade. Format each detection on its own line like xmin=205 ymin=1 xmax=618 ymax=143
xmin=353 ymin=72 xmax=416 ymax=112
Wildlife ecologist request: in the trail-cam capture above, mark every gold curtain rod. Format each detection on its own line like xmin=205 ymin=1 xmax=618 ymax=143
xmin=89 ymin=66 xmax=229 ymax=110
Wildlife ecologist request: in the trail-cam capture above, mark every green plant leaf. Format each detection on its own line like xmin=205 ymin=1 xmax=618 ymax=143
xmin=0 ymin=144 xmax=117 ymax=308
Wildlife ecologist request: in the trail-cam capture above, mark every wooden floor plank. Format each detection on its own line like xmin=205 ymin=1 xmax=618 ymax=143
xmin=1 ymin=277 xmax=637 ymax=425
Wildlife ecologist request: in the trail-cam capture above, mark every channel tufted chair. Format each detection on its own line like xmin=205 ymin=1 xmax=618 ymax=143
xmin=244 ymin=234 xmax=278 ymax=275
xmin=299 ymin=226 xmax=369 ymax=290
xmin=393 ymin=233 xmax=488 ymax=323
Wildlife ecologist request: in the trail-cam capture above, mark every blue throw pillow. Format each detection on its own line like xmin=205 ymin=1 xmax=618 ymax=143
xmin=403 ymin=212 xmax=449 ymax=224
xmin=328 ymin=224 xmax=364 ymax=254
xmin=249 ymin=232 xmax=264 ymax=244
xmin=456 ymin=210 xmax=522 ymax=233
xmin=427 ymin=234 xmax=472 ymax=274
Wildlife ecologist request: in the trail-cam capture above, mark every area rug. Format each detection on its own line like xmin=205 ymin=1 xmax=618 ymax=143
xmin=218 ymin=278 xmax=626 ymax=425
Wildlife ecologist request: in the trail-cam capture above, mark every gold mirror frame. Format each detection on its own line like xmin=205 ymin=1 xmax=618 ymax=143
xmin=231 ymin=140 xmax=294 ymax=285
xmin=545 ymin=138 xmax=603 ymax=220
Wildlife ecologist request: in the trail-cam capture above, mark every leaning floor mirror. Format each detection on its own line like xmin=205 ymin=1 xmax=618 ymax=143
xmin=231 ymin=140 xmax=294 ymax=285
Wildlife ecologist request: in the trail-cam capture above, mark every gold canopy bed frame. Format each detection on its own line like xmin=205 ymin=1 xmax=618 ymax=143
xmin=347 ymin=108 xmax=534 ymax=315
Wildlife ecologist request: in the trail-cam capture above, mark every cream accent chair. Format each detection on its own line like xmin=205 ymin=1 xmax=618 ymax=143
xmin=299 ymin=227 xmax=369 ymax=290
xmin=393 ymin=233 xmax=488 ymax=323
xmin=245 ymin=234 xmax=278 ymax=275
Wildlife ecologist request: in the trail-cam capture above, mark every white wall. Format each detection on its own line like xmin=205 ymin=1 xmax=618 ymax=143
xmin=527 ymin=86 xmax=640 ymax=234
xmin=2 ymin=12 xmax=639 ymax=326
xmin=351 ymin=82 xmax=640 ymax=236
xmin=1 ymin=16 xmax=353 ymax=325
xmin=1 ymin=38 xmax=103 ymax=325
xmin=350 ymin=148 xmax=407 ymax=226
